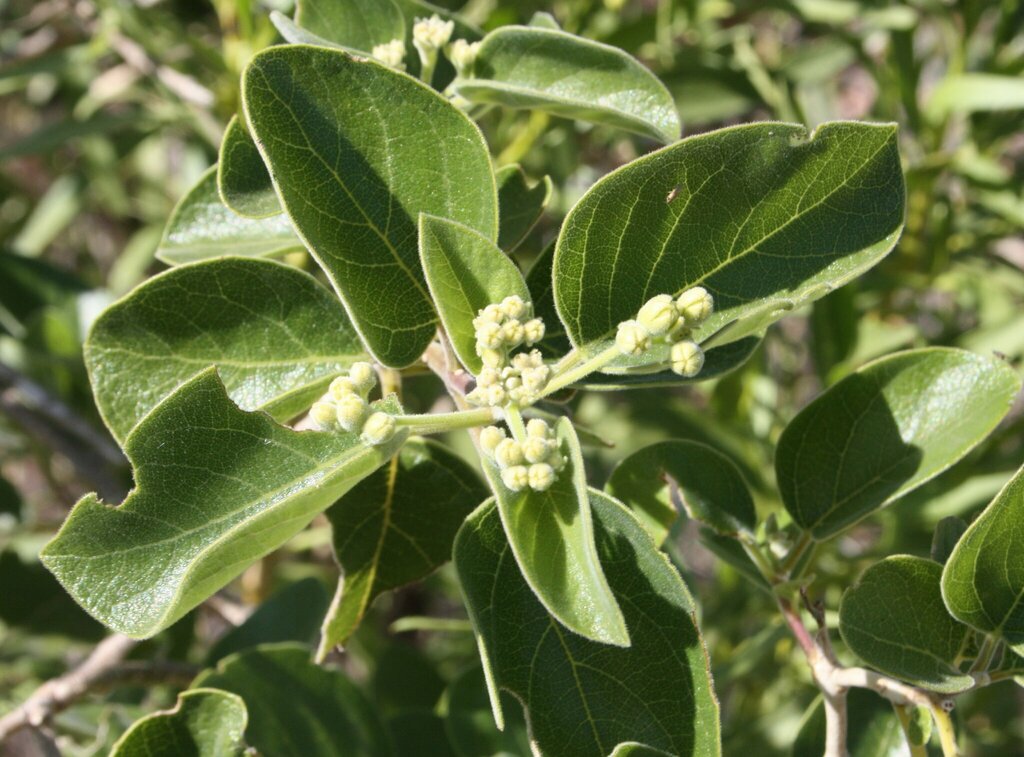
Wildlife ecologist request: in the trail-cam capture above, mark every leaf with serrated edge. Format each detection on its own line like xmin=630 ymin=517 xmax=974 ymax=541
xmin=193 ymin=643 xmax=391 ymax=757
xmin=319 ymin=438 xmax=487 ymax=656
xmin=243 ymin=45 xmax=497 ymax=367
xmin=553 ymin=121 xmax=904 ymax=372
xmin=295 ymin=0 xmax=404 ymax=52
xmin=156 ymin=167 xmax=302 ymax=266
xmin=496 ymin=164 xmax=552 ymax=252
xmin=418 ymin=214 xmax=531 ymax=374
xmin=839 ymin=556 xmax=973 ymax=693
xmin=458 ymin=26 xmax=680 ymax=143
xmin=86 ymin=256 xmax=366 ymax=444
xmin=606 ymin=440 xmax=755 ymax=546
xmin=40 ymin=370 xmax=407 ymax=637
xmin=110 ymin=689 xmax=248 ymax=757
xmin=776 ymin=348 xmax=1020 ymax=540
xmin=455 ymin=489 xmax=720 ymax=756
xmin=942 ymin=465 xmax=1024 ymax=654
xmin=218 ymin=115 xmax=280 ymax=219
xmin=478 ymin=417 xmax=627 ymax=646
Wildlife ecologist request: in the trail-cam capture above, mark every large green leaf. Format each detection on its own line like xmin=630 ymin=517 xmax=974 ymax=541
xmin=457 ymin=26 xmax=680 ymax=143
xmin=479 ymin=417 xmax=627 ymax=646
xmin=217 ymin=115 xmax=279 ymax=219
xmin=86 ymin=256 xmax=366 ymax=444
xmin=41 ymin=371 xmax=407 ymax=637
xmin=155 ymin=167 xmax=302 ymax=266
xmin=295 ymin=0 xmax=405 ymax=52
xmin=194 ymin=643 xmax=392 ymax=757
xmin=418 ymin=214 xmax=531 ymax=374
xmin=320 ymin=438 xmax=487 ymax=655
xmin=839 ymin=556 xmax=973 ymax=693
xmin=775 ymin=348 xmax=1020 ymax=540
xmin=942 ymin=465 xmax=1024 ymax=655
xmin=553 ymin=121 xmax=904 ymax=371
xmin=605 ymin=440 xmax=755 ymax=546
xmin=455 ymin=490 xmax=720 ymax=756
xmin=110 ymin=689 xmax=248 ymax=757
xmin=243 ymin=45 xmax=497 ymax=367
xmin=495 ymin=164 xmax=552 ymax=252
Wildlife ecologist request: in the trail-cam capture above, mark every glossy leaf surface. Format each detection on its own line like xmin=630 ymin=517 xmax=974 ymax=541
xmin=217 ymin=115 xmax=279 ymax=218
xmin=110 ymin=689 xmax=248 ymax=757
xmin=776 ymin=348 xmax=1019 ymax=540
xmin=243 ymin=45 xmax=497 ymax=367
xmin=41 ymin=371 xmax=406 ymax=637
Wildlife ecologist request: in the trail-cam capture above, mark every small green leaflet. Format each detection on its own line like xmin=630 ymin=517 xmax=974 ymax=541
xmin=942 ymin=465 xmax=1024 ymax=655
xmin=478 ymin=417 xmax=628 ymax=646
xmin=41 ymin=371 xmax=407 ymax=638
xmin=775 ymin=348 xmax=1020 ymax=540
xmin=217 ymin=115 xmax=279 ymax=218
xmin=553 ymin=121 xmax=904 ymax=371
xmin=86 ymin=256 xmax=366 ymax=444
xmin=455 ymin=490 xmax=720 ymax=757
xmin=457 ymin=26 xmax=680 ymax=143
xmin=839 ymin=556 xmax=973 ymax=693
xmin=156 ymin=167 xmax=302 ymax=266
xmin=194 ymin=643 xmax=392 ymax=757
xmin=243 ymin=45 xmax=498 ymax=367
xmin=110 ymin=689 xmax=248 ymax=757
xmin=495 ymin=164 xmax=552 ymax=252
xmin=418 ymin=213 xmax=531 ymax=374
xmin=319 ymin=438 xmax=487 ymax=655
xmin=294 ymin=0 xmax=405 ymax=53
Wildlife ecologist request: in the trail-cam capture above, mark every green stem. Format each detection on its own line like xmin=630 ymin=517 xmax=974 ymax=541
xmin=395 ymin=407 xmax=496 ymax=435
xmin=542 ymin=344 xmax=621 ymax=398
xmin=503 ymin=405 xmax=527 ymax=442
xmin=931 ymin=705 xmax=958 ymax=757
xmin=779 ymin=530 xmax=813 ymax=577
xmin=893 ymin=704 xmax=928 ymax=757
xmin=969 ymin=634 xmax=999 ymax=674
xmin=419 ymin=51 xmax=438 ymax=86
xmin=739 ymin=536 xmax=777 ymax=584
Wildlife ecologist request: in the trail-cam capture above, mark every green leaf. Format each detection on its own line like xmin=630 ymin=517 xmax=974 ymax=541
xmin=524 ymin=242 xmax=571 ymax=358
xmin=444 ymin=666 xmax=530 ymax=756
xmin=387 ymin=711 xmax=456 ymax=757
xmin=942 ymin=464 xmax=1024 ymax=654
xmin=194 ymin=643 xmax=391 ymax=757
xmin=457 ymin=26 xmax=680 ymax=143
xmin=295 ymin=0 xmax=405 ymax=52
xmin=217 ymin=115 xmax=279 ymax=219
xmin=155 ymin=167 xmax=302 ymax=266
xmin=319 ymin=438 xmax=487 ymax=655
xmin=606 ymin=440 xmax=755 ymax=545
xmin=40 ymin=370 xmax=407 ymax=638
xmin=792 ymin=689 xmax=902 ymax=757
xmin=85 ymin=256 xmax=366 ymax=444
xmin=271 ymin=11 xmax=350 ymax=50
xmin=418 ymin=214 xmax=531 ymax=374
xmin=479 ymin=417 xmax=627 ymax=646
xmin=495 ymin=164 xmax=552 ymax=252
xmin=243 ymin=45 xmax=498 ymax=367
xmin=110 ymin=689 xmax=248 ymax=757
xmin=553 ymin=122 xmax=904 ymax=371
xmin=839 ymin=555 xmax=973 ymax=693
xmin=454 ymin=489 xmax=720 ymax=756
xmin=925 ymin=74 xmax=1024 ymax=122
xmin=931 ymin=516 xmax=968 ymax=565
xmin=776 ymin=348 xmax=1020 ymax=540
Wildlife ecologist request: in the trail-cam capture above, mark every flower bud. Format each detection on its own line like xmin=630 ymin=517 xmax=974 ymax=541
xmin=615 ymin=319 xmax=651 ymax=356
xmin=348 ymin=362 xmax=377 ymax=395
xmin=473 ymin=305 xmax=503 ymax=327
xmin=507 ymin=386 xmax=528 ymax=405
xmin=523 ymin=318 xmax=545 ymax=345
xmin=521 ymin=366 xmax=549 ymax=392
xmin=329 ymin=376 xmax=357 ymax=400
xmin=526 ymin=418 xmax=551 ymax=438
xmin=446 ymin=38 xmax=480 ymax=76
xmin=484 ymin=384 xmax=507 ymax=406
xmin=371 ymin=39 xmax=407 ymax=70
xmin=361 ymin=411 xmax=396 ymax=445
xmin=528 ymin=463 xmax=556 ymax=492
xmin=465 ymin=387 xmax=485 ymax=406
xmin=500 ymin=320 xmax=525 ymax=347
xmin=479 ymin=348 xmax=504 ymax=369
xmin=477 ymin=367 xmax=501 ymax=387
xmin=501 ymin=465 xmax=530 ymax=492
xmin=500 ymin=295 xmax=528 ymax=320
xmin=522 ymin=437 xmax=551 ymax=464
xmin=676 ymin=287 xmax=714 ymax=325
xmin=494 ymin=438 xmax=524 ymax=468
xmin=636 ymin=294 xmax=679 ymax=336
xmin=412 ymin=15 xmax=454 ymax=55
xmin=504 ymin=375 xmax=522 ymax=390
xmin=336 ymin=393 xmax=368 ymax=431
xmin=476 ymin=321 xmax=504 ymax=350
xmin=479 ymin=425 xmax=506 ymax=456
xmin=310 ymin=401 xmax=337 ymax=428
xmin=670 ymin=340 xmax=705 ymax=377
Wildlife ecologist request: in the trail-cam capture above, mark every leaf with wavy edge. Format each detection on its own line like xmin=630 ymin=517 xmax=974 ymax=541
xmin=110 ymin=689 xmax=248 ymax=757
xmin=218 ymin=115 xmax=279 ymax=219
xmin=41 ymin=370 xmax=406 ymax=637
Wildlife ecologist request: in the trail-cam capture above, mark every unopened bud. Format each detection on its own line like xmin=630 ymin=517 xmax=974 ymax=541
xmin=310 ymin=401 xmax=337 ymax=428
xmin=412 ymin=15 xmax=454 ymax=55
xmin=523 ymin=318 xmax=545 ymax=345
xmin=528 ymin=463 xmax=556 ymax=492
xmin=329 ymin=376 xmax=357 ymax=400
xmin=521 ymin=366 xmax=549 ymax=392
xmin=361 ymin=411 xmax=397 ymax=445
xmin=446 ymin=38 xmax=480 ymax=76
xmin=348 ymin=362 xmax=377 ymax=395
xmin=636 ymin=294 xmax=678 ymax=336
xmin=371 ymin=39 xmax=407 ymax=70
xmin=500 ymin=295 xmax=528 ymax=320
xmin=484 ymin=384 xmax=507 ymax=406
xmin=474 ymin=305 xmax=503 ymax=327
xmin=476 ymin=321 xmax=504 ymax=350
xmin=676 ymin=287 xmax=714 ymax=325
xmin=526 ymin=418 xmax=551 ymax=439
xmin=477 ymin=367 xmax=501 ymax=387
xmin=336 ymin=394 xmax=368 ymax=431
xmin=479 ymin=348 xmax=504 ymax=368
xmin=501 ymin=465 xmax=530 ymax=492
xmin=501 ymin=320 xmax=525 ymax=347
xmin=494 ymin=438 xmax=524 ymax=468
xmin=615 ymin=319 xmax=651 ymax=356
xmin=479 ymin=425 xmax=506 ymax=456
xmin=522 ymin=437 xmax=551 ymax=464
xmin=670 ymin=340 xmax=705 ymax=377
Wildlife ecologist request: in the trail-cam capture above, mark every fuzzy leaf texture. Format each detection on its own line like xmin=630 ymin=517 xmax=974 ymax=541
xmin=942 ymin=465 xmax=1024 ymax=654
xmin=86 ymin=257 xmax=366 ymax=444
xmin=553 ymin=121 xmax=905 ymax=372
xmin=217 ymin=115 xmax=279 ymax=218
xmin=40 ymin=371 xmax=407 ymax=637
xmin=455 ymin=490 xmax=720 ymax=757
xmin=294 ymin=0 xmax=405 ymax=52
xmin=110 ymin=689 xmax=248 ymax=757
xmin=243 ymin=44 xmax=497 ymax=367
xmin=775 ymin=348 xmax=1020 ymax=540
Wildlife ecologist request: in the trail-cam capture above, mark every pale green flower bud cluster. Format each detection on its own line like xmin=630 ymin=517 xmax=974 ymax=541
xmin=372 ymin=39 xmax=407 ymax=70
xmin=446 ymin=38 xmax=481 ymax=76
xmin=309 ymin=363 xmax=396 ymax=445
xmin=412 ymin=15 xmax=454 ymax=66
xmin=466 ymin=297 xmax=549 ymax=407
xmin=614 ymin=287 xmax=714 ymax=378
xmin=480 ymin=419 xmax=566 ymax=493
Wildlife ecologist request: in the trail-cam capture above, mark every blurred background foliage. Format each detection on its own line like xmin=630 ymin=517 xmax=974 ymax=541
xmin=1 ymin=0 xmax=1022 ymax=754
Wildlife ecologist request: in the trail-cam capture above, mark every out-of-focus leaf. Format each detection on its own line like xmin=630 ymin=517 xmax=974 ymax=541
xmin=931 ymin=516 xmax=968 ymax=565
xmin=495 ymin=164 xmax=552 ymax=252
xmin=0 ymin=550 xmax=104 ymax=640
xmin=444 ymin=666 xmax=530 ymax=757
xmin=110 ymin=689 xmax=248 ymax=757
xmin=217 ymin=116 xmax=279 ymax=218
xmin=926 ymin=74 xmax=1024 ymax=121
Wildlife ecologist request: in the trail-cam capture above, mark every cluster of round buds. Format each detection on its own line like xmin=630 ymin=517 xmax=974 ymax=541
xmin=309 ymin=363 xmax=396 ymax=445
xmin=446 ymin=38 xmax=481 ymax=76
xmin=472 ymin=295 xmax=546 ymax=367
xmin=467 ymin=349 xmax=550 ymax=408
xmin=479 ymin=419 xmax=566 ymax=493
xmin=372 ymin=39 xmax=407 ymax=70
xmin=412 ymin=15 xmax=454 ymax=64
xmin=615 ymin=287 xmax=715 ymax=377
